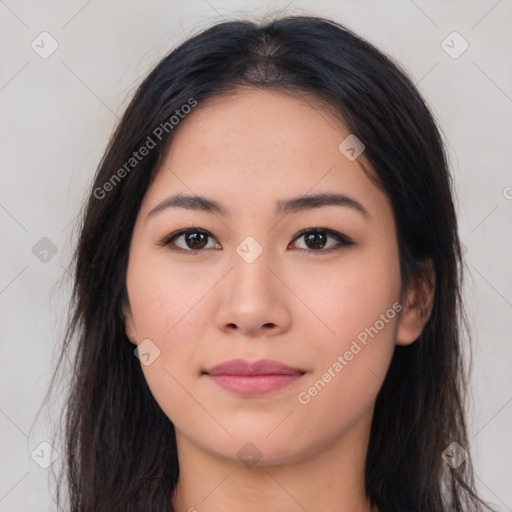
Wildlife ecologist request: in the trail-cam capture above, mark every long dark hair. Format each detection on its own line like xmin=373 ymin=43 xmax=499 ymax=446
xmin=41 ymin=14 xmax=494 ymax=512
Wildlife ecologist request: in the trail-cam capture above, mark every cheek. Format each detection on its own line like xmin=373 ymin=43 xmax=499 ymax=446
xmin=293 ymin=250 xmax=400 ymax=429
xmin=126 ymin=247 xmax=213 ymax=343
xmin=126 ymin=250 xmax=217 ymax=424
xmin=291 ymin=243 xmax=401 ymax=345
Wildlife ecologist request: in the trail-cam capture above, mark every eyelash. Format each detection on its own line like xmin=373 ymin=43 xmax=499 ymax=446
xmin=157 ymin=227 xmax=355 ymax=255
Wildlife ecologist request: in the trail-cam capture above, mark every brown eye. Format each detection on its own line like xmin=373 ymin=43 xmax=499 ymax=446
xmin=304 ymin=232 xmax=327 ymax=250
xmin=184 ymin=232 xmax=208 ymax=249
xmin=290 ymin=228 xmax=355 ymax=253
xmin=160 ymin=229 xmax=221 ymax=252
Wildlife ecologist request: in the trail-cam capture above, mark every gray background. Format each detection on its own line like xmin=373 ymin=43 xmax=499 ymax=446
xmin=1 ymin=1 xmax=511 ymax=510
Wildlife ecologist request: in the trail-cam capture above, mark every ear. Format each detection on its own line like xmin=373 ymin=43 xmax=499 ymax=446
xmin=122 ymin=303 xmax=138 ymax=346
xmin=396 ymin=259 xmax=435 ymax=346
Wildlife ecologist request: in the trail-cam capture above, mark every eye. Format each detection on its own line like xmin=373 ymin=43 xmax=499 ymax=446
xmin=158 ymin=227 xmax=354 ymax=254
xmin=158 ymin=228 xmax=221 ymax=252
xmin=289 ymin=228 xmax=355 ymax=253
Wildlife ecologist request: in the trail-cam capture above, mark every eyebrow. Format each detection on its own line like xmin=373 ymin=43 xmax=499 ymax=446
xmin=146 ymin=192 xmax=370 ymax=220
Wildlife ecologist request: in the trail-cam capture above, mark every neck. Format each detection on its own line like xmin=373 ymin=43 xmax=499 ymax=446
xmin=171 ymin=414 xmax=376 ymax=512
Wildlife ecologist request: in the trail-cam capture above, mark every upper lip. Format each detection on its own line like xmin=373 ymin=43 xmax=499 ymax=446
xmin=203 ymin=359 xmax=305 ymax=376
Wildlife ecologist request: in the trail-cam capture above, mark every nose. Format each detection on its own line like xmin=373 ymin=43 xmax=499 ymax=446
xmin=214 ymin=248 xmax=292 ymax=338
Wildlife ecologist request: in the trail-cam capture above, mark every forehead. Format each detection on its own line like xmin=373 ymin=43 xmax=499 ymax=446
xmin=141 ymin=88 xmax=390 ymax=225
xmin=168 ymin=87 xmax=348 ymax=164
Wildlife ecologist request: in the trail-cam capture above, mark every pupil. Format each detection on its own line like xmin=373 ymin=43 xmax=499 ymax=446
xmin=186 ymin=232 xmax=207 ymax=249
xmin=306 ymin=232 xmax=326 ymax=249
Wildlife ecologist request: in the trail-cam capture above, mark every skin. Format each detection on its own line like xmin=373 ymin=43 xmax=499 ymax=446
xmin=123 ymin=88 xmax=434 ymax=512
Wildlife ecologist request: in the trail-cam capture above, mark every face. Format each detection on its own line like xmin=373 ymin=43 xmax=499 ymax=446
xmin=123 ymin=88 xmax=421 ymax=466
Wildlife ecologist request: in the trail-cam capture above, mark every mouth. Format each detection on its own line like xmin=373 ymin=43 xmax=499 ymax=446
xmin=202 ymin=358 xmax=306 ymax=396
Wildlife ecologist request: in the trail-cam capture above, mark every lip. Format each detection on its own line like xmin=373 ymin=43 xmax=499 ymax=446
xmin=203 ymin=359 xmax=305 ymax=396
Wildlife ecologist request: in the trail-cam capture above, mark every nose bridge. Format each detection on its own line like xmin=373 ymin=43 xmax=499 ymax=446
xmin=230 ymin=234 xmax=275 ymax=300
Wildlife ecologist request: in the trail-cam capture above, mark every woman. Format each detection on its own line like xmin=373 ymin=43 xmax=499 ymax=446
xmin=45 ymin=15 xmax=495 ymax=512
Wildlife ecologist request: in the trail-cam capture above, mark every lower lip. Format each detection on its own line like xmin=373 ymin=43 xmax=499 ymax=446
xmin=206 ymin=373 xmax=304 ymax=395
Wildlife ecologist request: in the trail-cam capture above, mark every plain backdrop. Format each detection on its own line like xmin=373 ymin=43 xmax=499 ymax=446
xmin=1 ymin=1 xmax=511 ymax=511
